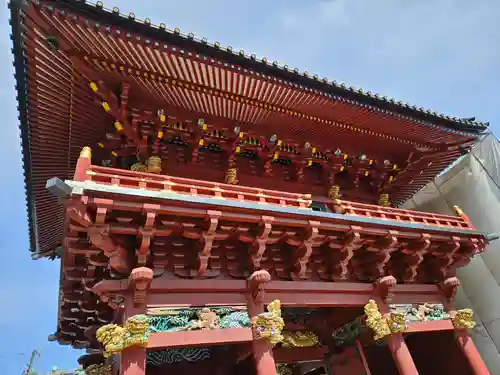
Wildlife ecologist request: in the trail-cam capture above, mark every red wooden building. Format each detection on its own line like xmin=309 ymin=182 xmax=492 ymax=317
xmin=10 ymin=1 xmax=494 ymax=374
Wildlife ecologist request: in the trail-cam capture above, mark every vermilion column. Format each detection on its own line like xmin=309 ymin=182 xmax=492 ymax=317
xmin=247 ymin=270 xmax=277 ymax=375
xmin=375 ymin=276 xmax=419 ymax=375
xmin=441 ymin=277 xmax=491 ymax=375
xmin=120 ymin=267 xmax=153 ymax=375
xmin=455 ymin=330 xmax=491 ymax=375
xmin=386 ymin=334 xmax=419 ymax=375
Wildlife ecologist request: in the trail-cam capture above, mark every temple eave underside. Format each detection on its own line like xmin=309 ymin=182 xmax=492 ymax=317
xmin=54 ymin=160 xmax=486 ymax=348
xmin=15 ymin=1 xmax=485 ymax=255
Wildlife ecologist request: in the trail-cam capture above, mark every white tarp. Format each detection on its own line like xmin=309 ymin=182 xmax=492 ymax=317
xmin=401 ymin=133 xmax=500 ymax=374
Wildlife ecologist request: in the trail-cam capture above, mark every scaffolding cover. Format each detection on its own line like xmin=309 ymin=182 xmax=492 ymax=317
xmin=402 ymin=133 xmax=500 ymax=373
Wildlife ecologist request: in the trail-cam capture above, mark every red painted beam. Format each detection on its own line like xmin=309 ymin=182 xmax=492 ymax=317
xmin=274 ymin=346 xmax=329 ymax=364
xmin=93 ymin=278 xmax=444 ymax=308
xmin=404 ymin=319 xmax=454 ymax=333
xmin=147 ymin=328 xmax=252 ymax=349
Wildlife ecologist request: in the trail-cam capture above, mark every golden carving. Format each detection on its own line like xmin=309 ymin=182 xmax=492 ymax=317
xmin=96 ymin=314 xmax=150 ymax=357
xmin=182 ymin=308 xmax=220 ymax=330
xmin=454 ymin=205 xmax=465 ymax=216
xmin=131 ymin=163 xmax=148 ymax=172
xmin=80 ymin=146 xmax=92 ymax=159
xmin=364 ymin=299 xmax=391 ymax=340
xmin=453 ymin=309 xmax=476 ymax=329
xmin=328 ymin=185 xmax=340 ymax=200
xmin=276 ymin=364 xmax=293 ymax=375
xmin=85 ymin=363 xmax=113 ymax=375
xmin=225 ymin=168 xmax=238 ymax=185
xmin=387 ymin=311 xmax=407 ymax=334
xmin=378 ymin=193 xmax=390 ymax=207
xmin=251 ymin=299 xmax=285 ymax=346
xmin=147 ymin=156 xmax=162 ymax=174
xmin=282 ymin=331 xmax=319 ymax=348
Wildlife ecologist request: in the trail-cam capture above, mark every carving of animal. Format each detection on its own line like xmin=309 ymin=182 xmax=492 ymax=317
xmin=453 ymin=309 xmax=476 ymax=329
xmin=251 ymin=299 xmax=285 ymax=346
xmin=96 ymin=314 xmax=150 ymax=357
xmin=282 ymin=331 xmax=319 ymax=348
xmin=182 ymin=308 xmax=220 ymax=330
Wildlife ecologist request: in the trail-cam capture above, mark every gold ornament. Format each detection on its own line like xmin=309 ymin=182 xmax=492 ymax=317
xmin=364 ymin=299 xmax=392 ymax=340
xmin=378 ymin=193 xmax=390 ymax=207
xmin=147 ymin=156 xmax=162 ymax=174
xmin=80 ymin=146 xmax=92 ymax=159
xmin=282 ymin=331 xmax=319 ymax=348
xmin=131 ymin=163 xmax=147 ymax=172
xmin=225 ymin=168 xmax=238 ymax=185
xmin=96 ymin=314 xmax=149 ymax=357
xmin=328 ymin=185 xmax=340 ymax=200
xmin=85 ymin=363 xmax=113 ymax=375
xmin=387 ymin=311 xmax=407 ymax=334
xmin=251 ymin=299 xmax=285 ymax=346
xmin=453 ymin=309 xmax=476 ymax=329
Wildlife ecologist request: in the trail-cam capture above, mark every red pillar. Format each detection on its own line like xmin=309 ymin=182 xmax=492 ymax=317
xmin=247 ymin=270 xmax=277 ymax=375
xmin=440 ymin=277 xmax=491 ymax=375
xmin=386 ymin=334 xmax=419 ymax=375
xmin=120 ymin=347 xmax=146 ymax=375
xmin=119 ymin=267 xmax=153 ymax=375
xmin=455 ymin=330 xmax=491 ymax=375
xmin=375 ymin=276 xmax=419 ymax=375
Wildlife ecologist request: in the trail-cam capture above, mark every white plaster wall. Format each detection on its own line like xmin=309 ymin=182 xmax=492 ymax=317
xmin=401 ymin=134 xmax=500 ymax=374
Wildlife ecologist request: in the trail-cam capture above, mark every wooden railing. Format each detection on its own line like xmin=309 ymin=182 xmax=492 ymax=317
xmin=84 ymin=165 xmax=312 ymax=209
xmin=73 ymin=148 xmax=474 ymax=230
xmin=331 ymin=199 xmax=474 ymax=229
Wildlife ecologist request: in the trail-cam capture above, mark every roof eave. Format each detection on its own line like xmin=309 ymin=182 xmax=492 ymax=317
xmin=53 ymin=0 xmax=488 ymax=134
xmin=10 ymin=0 xmax=38 ymax=252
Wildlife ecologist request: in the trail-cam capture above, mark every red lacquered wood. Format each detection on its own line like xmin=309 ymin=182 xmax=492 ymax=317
xmin=147 ymin=328 xmax=253 ymax=349
xmin=455 ymin=330 xmax=491 ymax=375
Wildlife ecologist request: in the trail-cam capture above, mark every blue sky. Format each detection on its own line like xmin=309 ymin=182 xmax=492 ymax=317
xmin=0 ymin=0 xmax=499 ymax=373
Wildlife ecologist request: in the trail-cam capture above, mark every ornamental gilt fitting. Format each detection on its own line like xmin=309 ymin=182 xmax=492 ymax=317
xmin=328 ymin=185 xmax=340 ymax=200
xmin=84 ymin=363 xmax=113 ymax=375
xmin=80 ymin=146 xmax=92 ymax=159
xmin=282 ymin=331 xmax=319 ymax=348
xmin=251 ymin=299 xmax=284 ymax=346
xmin=96 ymin=314 xmax=150 ymax=357
xmin=452 ymin=308 xmax=476 ymax=330
xmin=364 ymin=299 xmax=407 ymax=340
xmin=147 ymin=156 xmax=162 ymax=174
xmin=225 ymin=168 xmax=238 ymax=185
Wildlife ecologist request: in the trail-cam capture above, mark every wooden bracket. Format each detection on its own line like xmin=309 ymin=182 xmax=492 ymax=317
xmin=249 ymin=216 xmax=274 ymax=270
xmin=402 ymin=233 xmax=431 ymax=283
xmin=439 ymin=276 xmax=460 ymax=303
xmin=332 ymin=226 xmax=364 ymax=281
xmin=247 ymin=269 xmax=271 ymax=304
xmin=128 ymin=267 xmax=154 ymax=306
xmin=291 ymin=220 xmax=320 ymax=280
xmin=373 ymin=275 xmax=397 ymax=303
